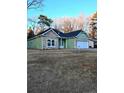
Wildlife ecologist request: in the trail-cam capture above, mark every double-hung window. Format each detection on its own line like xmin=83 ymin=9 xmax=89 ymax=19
xmin=52 ymin=40 xmax=55 ymax=46
xmin=47 ymin=40 xmax=51 ymax=46
xmin=47 ymin=39 xmax=55 ymax=47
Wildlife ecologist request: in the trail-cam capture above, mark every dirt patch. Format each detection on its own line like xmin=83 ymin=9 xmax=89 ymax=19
xmin=27 ymin=49 xmax=97 ymax=93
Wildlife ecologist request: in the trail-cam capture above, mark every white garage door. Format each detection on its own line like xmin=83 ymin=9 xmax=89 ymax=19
xmin=77 ymin=42 xmax=88 ymax=48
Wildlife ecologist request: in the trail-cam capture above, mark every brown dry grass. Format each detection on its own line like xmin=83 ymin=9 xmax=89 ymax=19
xmin=27 ymin=49 xmax=97 ymax=93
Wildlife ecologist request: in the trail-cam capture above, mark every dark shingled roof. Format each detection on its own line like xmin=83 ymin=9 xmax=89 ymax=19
xmin=64 ymin=30 xmax=82 ymax=37
xmin=52 ymin=28 xmax=65 ymax=37
xmin=28 ymin=28 xmax=87 ymax=39
xmin=37 ymin=28 xmax=51 ymax=35
xmin=39 ymin=28 xmax=84 ymax=38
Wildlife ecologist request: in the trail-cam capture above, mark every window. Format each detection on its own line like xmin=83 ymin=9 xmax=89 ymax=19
xmin=52 ymin=40 xmax=55 ymax=46
xmin=47 ymin=39 xmax=55 ymax=47
xmin=47 ymin=40 xmax=51 ymax=46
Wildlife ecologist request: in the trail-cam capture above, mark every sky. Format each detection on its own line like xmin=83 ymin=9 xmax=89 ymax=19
xmin=27 ymin=0 xmax=97 ymax=26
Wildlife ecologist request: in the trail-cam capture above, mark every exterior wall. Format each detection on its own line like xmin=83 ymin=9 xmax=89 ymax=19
xmin=43 ymin=30 xmax=59 ymax=49
xmin=42 ymin=36 xmax=59 ymax=49
xmin=27 ymin=31 xmax=89 ymax=49
xmin=63 ymin=39 xmax=66 ymax=48
xmin=33 ymin=37 xmax=42 ymax=49
xmin=76 ymin=32 xmax=88 ymax=42
xmin=66 ymin=32 xmax=88 ymax=49
xmin=27 ymin=36 xmax=42 ymax=49
xmin=27 ymin=30 xmax=60 ymax=49
xmin=43 ymin=30 xmax=59 ymax=37
xmin=75 ymin=32 xmax=88 ymax=48
xmin=27 ymin=40 xmax=34 ymax=48
xmin=42 ymin=37 xmax=46 ymax=49
xmin=66 ymin=38 xmax=76 ymax=48
xmin=58 ymin=38 xmax=66 ymax=48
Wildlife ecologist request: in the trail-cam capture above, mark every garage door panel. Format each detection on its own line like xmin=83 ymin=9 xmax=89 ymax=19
xmin=77 ymin=42 xmax=88 ymax=48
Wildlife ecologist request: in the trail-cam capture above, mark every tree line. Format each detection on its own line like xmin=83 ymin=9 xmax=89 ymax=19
xmin=27 ymin=0 xmax=97 ymax=39
xmin=27 ymin=13 xmax=97 ymax=39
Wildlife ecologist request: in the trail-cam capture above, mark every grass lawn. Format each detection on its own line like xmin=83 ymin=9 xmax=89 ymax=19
xmin=27 ymin=49 xmax=97 ymax=93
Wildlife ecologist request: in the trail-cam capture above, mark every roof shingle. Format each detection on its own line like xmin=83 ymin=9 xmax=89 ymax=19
xmin=28 ymin=28 xmax=87 ymax=39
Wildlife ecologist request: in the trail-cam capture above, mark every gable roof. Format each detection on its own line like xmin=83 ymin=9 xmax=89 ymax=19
xmin=28 ymin=28 xmax=87 ymax=40
xmin=64 ymin=30 xmax=82 ymax=37
xmin=52 ymin=28 xmax=65 ymax=37
xmin=38 ymin=28 xmax=86 ymax=38
xmin=37 ymin=28 xmax=51 ymax=35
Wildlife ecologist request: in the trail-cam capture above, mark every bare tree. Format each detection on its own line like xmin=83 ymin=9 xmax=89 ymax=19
xmin=53 ymin=14 xmax=84 ymax=33
xmin=27 ymin=17 xmax=43 ymax=35
xmin=27 ymin=0 xmax=43 ymax=9
xmin=27 ymin=17 xmax=37 ymax=30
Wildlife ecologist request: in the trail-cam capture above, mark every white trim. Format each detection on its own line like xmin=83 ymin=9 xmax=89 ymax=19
xmin=42 ymin=29 xmax=51 ymax=35
xmin=75 ymin=31 xmax=88 ymax=38
xmin=27 ymin=34 xmax=43 ymax=41
xmin=46 ymin=38 xmax=56 ymax=48
xmin=60 ymin=38 xmax=64 ymax=48
xmin=75 ymin=39 xmax=77 ymax=48
xmin=66 ymin=39 xmax=67 ymax=48
xmin=42 ymin=28 xmax=60 ymax=37
xmin=41 ymin=37 xmax=43 ymax=49
xmin=51 ymin=29 xmax=61 ymax=37
xmin=75 ymin=33 xmax=81 ymax=38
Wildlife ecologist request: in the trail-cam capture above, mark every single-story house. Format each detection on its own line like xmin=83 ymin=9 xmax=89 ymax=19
xmin=27 ymin=28 xmax=89 ymax=49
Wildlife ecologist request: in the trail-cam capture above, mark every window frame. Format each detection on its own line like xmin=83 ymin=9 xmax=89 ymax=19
xmin=47 ymin=39 xmax=51 ymax=47
xmin=47 ymin=39 xmax=55 ymax=47
xmin=52 ymin=40 xmax=55 ymax=46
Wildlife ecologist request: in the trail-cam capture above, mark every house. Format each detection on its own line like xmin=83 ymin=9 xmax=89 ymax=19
xmin=27 ymin=28 xmax=89 ymax=49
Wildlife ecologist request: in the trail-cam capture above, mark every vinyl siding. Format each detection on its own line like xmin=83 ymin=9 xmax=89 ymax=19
xmin=42 ymin=37 xmax=59 ymax=49
xmin=33 ymin=37 xmax=42 ymax=49
xmin=27 ymin=36 xmax=42 ymax=49
xmin=66 ymin=38 xmax=76 ymax=48
xmin=76 ymin=32 xmax=88 ymax=42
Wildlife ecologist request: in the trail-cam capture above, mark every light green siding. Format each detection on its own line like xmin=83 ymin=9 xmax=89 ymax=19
xmin=28 ymin=39 xmax=34 ymax=48
xmin=27 ymin=36 xmax=42 ymax=49
xmin=66 ymin=38 xmax=76 ymax=48
xmin=27 ymin=31 xmax=88 ymax=49
xmin=66 ymin=32 xmax=88 ymax=49
xmin=64 ymin=39 xmax=66 ymax=48
xmin=33 ymin=37 xmax=42 ymax=49
xmin=76 ymin=32 xmax=88 ymax=42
